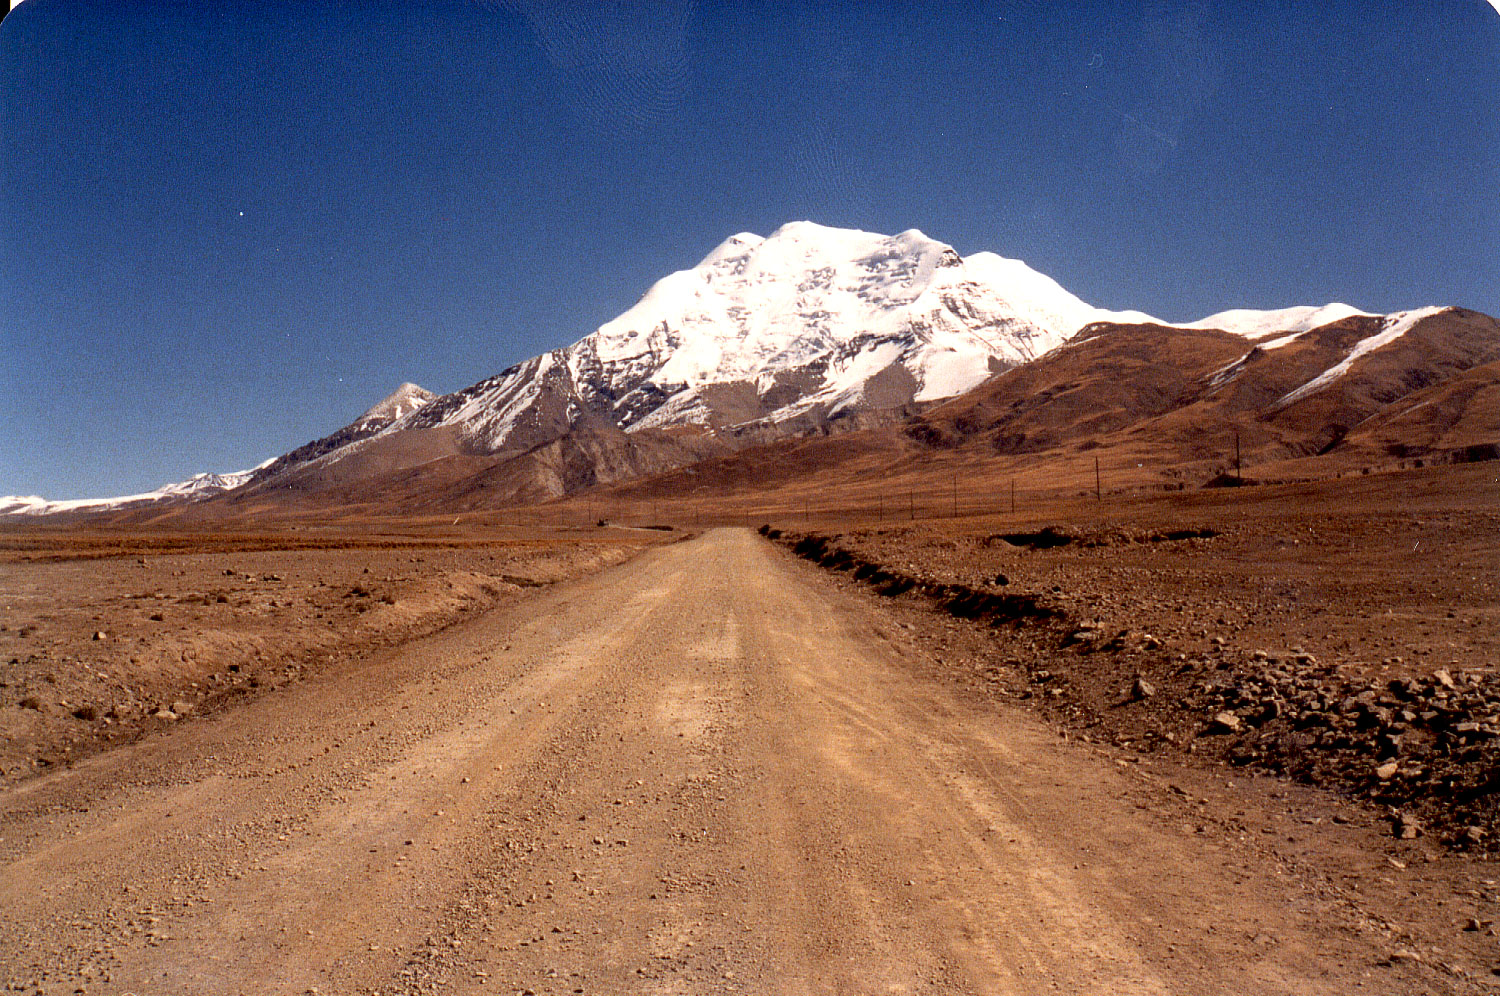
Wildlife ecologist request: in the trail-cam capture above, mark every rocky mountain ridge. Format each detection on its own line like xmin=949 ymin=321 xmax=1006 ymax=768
xmin=6 ymin=223 xmax=1490 ymax=515
xmin=272 ymin=222 xmax=1162 ymax=482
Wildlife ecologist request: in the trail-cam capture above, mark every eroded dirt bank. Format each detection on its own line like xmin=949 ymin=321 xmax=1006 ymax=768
xmin=767 ymin=465 xmax=1500 ymax=852
xmin=3 ymin=528 xmax=1496 ymax=994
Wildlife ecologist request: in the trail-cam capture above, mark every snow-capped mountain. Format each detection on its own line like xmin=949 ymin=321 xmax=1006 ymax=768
xmin=0 ymin=461 xmax=273 ymax=517
xmin=8 ymin=222 xmax=1483 ymax=516
xmin=351 ymin=382 xmax=435 ymax=430
xmin=323 ymin=222 xmax=1159 ymax=467
xmin=227 ymin=382 xmax=439 ymax=487
xmin=0 ymin=383 xmax=435 ymax=517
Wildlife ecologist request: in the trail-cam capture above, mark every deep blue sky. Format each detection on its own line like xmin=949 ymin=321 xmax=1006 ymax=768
xmin=3 ymin=0 xmax=1498 ymax=498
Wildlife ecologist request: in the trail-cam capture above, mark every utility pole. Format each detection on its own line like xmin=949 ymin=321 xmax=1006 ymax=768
xmin=1095 ymin=457 xmax=1102 ymax=501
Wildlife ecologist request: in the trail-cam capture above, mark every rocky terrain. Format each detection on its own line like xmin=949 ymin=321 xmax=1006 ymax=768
xmin=768 ymin=462 xmax=1500 ymax=852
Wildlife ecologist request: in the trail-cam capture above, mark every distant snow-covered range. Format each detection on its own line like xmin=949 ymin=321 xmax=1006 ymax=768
xmin=0 ymin=383 xmax=441 ymax=517
xmin=5 ymin=221 xmax=1455 ymax=515
xmin=0 ymin=461 xmax=273 ymax=517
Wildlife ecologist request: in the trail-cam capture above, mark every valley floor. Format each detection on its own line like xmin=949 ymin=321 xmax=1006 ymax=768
xmin=2 ymin=528 xmax=1495 ymax=993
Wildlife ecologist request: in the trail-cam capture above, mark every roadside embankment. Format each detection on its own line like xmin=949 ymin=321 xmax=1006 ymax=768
xmin=769 ymin=512 xmax=1500 ymax=852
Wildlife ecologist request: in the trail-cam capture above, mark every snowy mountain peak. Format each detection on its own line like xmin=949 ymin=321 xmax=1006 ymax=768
xmin=698 ymin=231 xmax=765 ymax=266
xmin=364 ymin=222 xmax=1162 ymax=458
xmin=355 ymin=382 xmax=435 ymax=429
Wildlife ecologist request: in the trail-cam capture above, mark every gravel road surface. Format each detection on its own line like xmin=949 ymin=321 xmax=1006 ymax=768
xmin=0 ymin=529 xmax=1467 ymax=994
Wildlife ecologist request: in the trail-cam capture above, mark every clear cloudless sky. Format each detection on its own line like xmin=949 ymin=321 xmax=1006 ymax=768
xmin=2 ymin=0 xmax=1498 ymax=498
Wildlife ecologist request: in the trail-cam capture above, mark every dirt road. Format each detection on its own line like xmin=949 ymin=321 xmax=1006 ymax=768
xmin=0 ymin=529 xmax=1475 ymax=994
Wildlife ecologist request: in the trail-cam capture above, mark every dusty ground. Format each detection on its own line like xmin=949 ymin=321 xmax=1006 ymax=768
xmin=3 ymin=527 xmax=1499 ymax=994
xmin=769 ymin=462 xmax=1500 ymax=849
xmin=0 ymin=527 xmax=663 ymax=783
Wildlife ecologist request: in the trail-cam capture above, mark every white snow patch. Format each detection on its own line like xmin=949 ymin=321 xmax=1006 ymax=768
xmin=1276 ymin=306 xmax=1451 ymax=407
xmin=819 ymin=340 xmax=907 ymax=415
xmin=913 ymin=345 xmax=993 ymax=401
xmin=1177 ymin=303 xmax=1373 ymax=340
xmin=1255 ymin=330 xmax=1308 ymax=351
xmin=1205 ymin=353 xmax=1252 ymax=390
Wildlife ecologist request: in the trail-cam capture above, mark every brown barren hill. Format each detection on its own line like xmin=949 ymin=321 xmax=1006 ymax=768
xmin=904 ymin=323 xmax=1249 ymax=454
xmin=1341 ymin=357 xmax=1500 ymax=463
xmin=907 ymin=307 xmax=1500 ymax=472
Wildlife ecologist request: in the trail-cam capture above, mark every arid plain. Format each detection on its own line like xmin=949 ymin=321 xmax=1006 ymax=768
xmin=2 ymin=459 xmax=1498 ymax=994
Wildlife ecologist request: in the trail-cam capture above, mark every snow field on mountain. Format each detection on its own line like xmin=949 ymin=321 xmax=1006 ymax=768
xmin=7 ymin=223 xmax=1451 ymax=513
xmin=1178 ymin=303 xmax=1373 ymax=341
xmin=1276 ymin=306 xmax=1452 ymax=407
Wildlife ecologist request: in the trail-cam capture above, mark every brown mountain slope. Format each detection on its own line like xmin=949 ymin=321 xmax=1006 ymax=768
xmin=1122 ymin=308 xmax=1500 ymax=466
xmin=904 ymin=324 xmax=1248 ymax=454
xmin=1265 ymin=308 xmax=1500 ymax=454
xmin=1337 ymin=357 xmax=1500 ymax=463
xmin=214 ymin=422 xmax=732 ymax=517
xmin=245 ymin=384 xmax=439 ymax=486
xmin=597 ymin=306 xmax=1500 ymax=511
xmin=425 ymin=424 xmax=731 ymax=509
xmin=900 ymin=307 xmax=1500 ymax=470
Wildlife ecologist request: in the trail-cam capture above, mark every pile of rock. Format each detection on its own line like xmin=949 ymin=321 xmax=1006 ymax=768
xmin=1191 ymin=661 xmax=1500 ymax=849
xmin=983 ymin=524 xmax=1222 ymax=551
